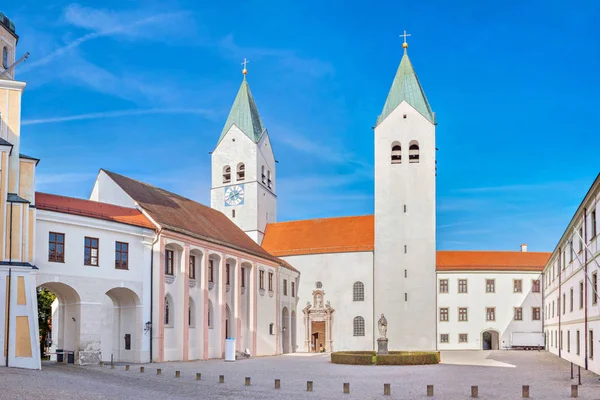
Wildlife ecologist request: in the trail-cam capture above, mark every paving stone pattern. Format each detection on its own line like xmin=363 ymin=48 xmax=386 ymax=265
xmin=0 ymin=351 xmax=599 ymax=399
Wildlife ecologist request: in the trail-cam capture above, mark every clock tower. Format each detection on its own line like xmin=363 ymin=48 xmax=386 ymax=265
xmin=210 ymin=65 xmax=276 ymax=245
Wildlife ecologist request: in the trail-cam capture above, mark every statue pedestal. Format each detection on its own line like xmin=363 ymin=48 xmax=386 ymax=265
xmin=377 ymin=338 xmax=389 ymax=355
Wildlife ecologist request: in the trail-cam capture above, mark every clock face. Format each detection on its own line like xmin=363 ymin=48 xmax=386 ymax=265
xmin=224 ymin=184 xmax=244 ymax=206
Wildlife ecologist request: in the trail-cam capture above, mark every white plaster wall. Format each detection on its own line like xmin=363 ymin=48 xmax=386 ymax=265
xmin=90 ymin=171 xmax=137 ymax=208
xmin=278 ymin=267 xmax=300 ymax=353
xmin=282 ymin=251 xmax=374 ymax=352
xmin=374 ymin=101 xmax=437 ymax=351
xmin=256 ymin=264 xmax=278 ymax=355
xmin=437 ymin=271 xmax=543 ymax=350
xmin=35 ymin=210 xmax=153 ymax=363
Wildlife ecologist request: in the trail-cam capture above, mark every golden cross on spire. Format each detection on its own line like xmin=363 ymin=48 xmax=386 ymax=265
xmin=241 ymin=58 xmax=249 ymax=76
xmin=400 ymin=30 xmax=411 ymax=49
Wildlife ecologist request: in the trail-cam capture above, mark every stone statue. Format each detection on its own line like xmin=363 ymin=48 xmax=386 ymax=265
xmin=315 ymin=295 xmax=323 ymax=308
xmin=378 ymin=314 xmax=387 ymax=339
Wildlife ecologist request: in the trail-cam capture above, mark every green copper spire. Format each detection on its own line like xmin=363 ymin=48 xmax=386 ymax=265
xmin=377 ymin=46 xmax=434 ymax=125
xmin=217 ymin=74 xmax=266 ymax=145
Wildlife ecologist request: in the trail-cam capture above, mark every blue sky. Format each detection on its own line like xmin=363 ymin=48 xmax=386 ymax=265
xmin=6 ymin=1 xmax=600 ymax=251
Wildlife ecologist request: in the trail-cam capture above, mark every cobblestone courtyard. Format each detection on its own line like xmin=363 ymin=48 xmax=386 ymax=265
xmin=1 ymin=351 xmax=599 ymax=399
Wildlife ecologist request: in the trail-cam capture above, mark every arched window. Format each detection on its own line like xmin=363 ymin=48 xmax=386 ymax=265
xmin=353 ymin=316 xmax=365 ymax=336
xmin=409 ymin=141 xmax=419 ymax=163
xmin=237 ymin=163 xmax=245 ymax=181
xmin=207 ymin=299 xmax=213 ymax=329
xmin=164 ymin=295 xmax=173 ymax=327
xmin=391 ymin=142 xmax=402 ymax=164
xmin=2 ymin=47 xmax=8 ymax=69
xmin=353 ymin=281 xmax=364 ymax=301
xmin=223 ymin=165 xmax=231 ymax=183
xmin=267 ymin=170 xmax=272 ymax=189
xmin=188 ymin=298 xmax=195 ymax=327
xmin=315 ymin=281 xmax=323 ymax=289
xmin=261 ymin=166 xmax=266 ymax=183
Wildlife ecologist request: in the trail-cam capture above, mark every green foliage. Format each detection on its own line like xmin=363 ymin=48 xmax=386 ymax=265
xmin=331 ymin=351 xmax=440 ymax=366
xmin=37 ymin=288 xmax=56 ymax=354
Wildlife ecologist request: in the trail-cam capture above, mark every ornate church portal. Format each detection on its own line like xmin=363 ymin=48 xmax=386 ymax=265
xmin=302 ymin=288 xmax=334 ymax=352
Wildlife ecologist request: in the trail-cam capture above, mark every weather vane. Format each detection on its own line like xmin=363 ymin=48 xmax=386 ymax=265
xmin=400 ymin=30 xmax=411 ymax=49
xmin=241 ymin=58 xmax=249 ymax=76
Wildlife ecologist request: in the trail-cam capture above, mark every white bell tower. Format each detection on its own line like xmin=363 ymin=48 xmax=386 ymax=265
xmin=373 ymin=34 xmax=437 ymax=351
xmin=210 ymin=61 xmax=276 ymax=245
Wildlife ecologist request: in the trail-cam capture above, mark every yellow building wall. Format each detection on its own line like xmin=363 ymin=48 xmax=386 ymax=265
xmin=15 ymin=316 xmax=32 ymax=357
xmin=0 ymin=152 xmax=6 ymax=261
xmin=5 ymin=203 xmax=22 ymax=261
xmin=19 ymin=161 xmax=35 ymax=204
xmin=7 ymin=89 xmax=22 ymax=194
xmin=16 ymin=276 xmax=26 ymax=305
xmin=28 ymin=208 xmax=34 ymax=262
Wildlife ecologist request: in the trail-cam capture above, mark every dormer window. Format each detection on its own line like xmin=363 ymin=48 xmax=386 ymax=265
xmin=223 ymin=166 xmax=231 ymax=183
xmin=2 ymin=46 xmax=8 ymax=69
xmin=409 ymin=141 xmax=419 ymax=163
xmin=237 ymin=163 xmax=245 ymax=181
xmin=391 ymin=142 xmax=401 ymax=164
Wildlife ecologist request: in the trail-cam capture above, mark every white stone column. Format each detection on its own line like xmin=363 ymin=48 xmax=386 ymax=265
xmin=305 ymin=314 xmax=310 ymax=352
xmin=249 ymin=263 xmax=257 ymax=355
xmin=78 ymin=302 xmax=103 ymax=365
xmin=219 ymin=254 xmax=226 ymax=357
xmin=234 ymin=258 xmax=241 ymax=351
xmin=201 ymin=251 xmax=209 ymax=360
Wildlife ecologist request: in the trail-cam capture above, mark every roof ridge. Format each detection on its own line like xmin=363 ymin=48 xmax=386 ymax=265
xmin=267 ymin=214 xmax=374 ymax=225
xmin=437 ymin=250 xmax=552 ymax=254
xmin=36 ymin=191 xmax=140 ymax=211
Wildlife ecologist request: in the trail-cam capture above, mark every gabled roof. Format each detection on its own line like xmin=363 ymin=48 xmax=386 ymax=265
xmin=377 ymin=48 xmax=434 ymax=125
xmin=36 ymin=192 xmax=154 ymax=229
xmin=217 ymin=78 xmax=266 ymax=146
xmin=101 ymin=169 xmax=279 ymax=263
xmin=262 ymin=215 xmax=375 ymax=256
xmin=437 ymin=251 xmax=551 ymax=272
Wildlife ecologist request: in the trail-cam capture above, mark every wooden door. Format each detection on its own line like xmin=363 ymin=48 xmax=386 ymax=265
xmin=311 ymin=321 xmax=326 ymax=352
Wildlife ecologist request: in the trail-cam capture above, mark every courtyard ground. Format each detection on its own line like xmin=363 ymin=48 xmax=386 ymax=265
xmin=0 ymin=350 xmax=598 ymax=399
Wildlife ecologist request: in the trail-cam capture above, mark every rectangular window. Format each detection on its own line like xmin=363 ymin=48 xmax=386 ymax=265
xmin=576 ymin=330 xmax=580 ymax=355
xmin=590 ymin=330 xmax=594 ymax=359
xmin=486 ymin=307 xmax=496 ymax=321
xmin=593 ymin=272 xmax=598 ymax=305
xmin=563 ymin=292 xmax=566 ymax=314
xmin=580 ymin=281 xmax=584 ymax=308
xmin=560 ymin=331 xmax=563 ymax=350
xmin=259 ymin=270 xmax=265 ymax=290
xmin=439 ymin=279 xmax=448 ymax=293
xmin=291 ymin=281 xmax=295 ymax=297
xmin=579 ymin=227 xmax=584 ymax=252
xmin=570 ymin=287 xmax=574 ymax=312
xmin=208 ymin=259 xmax=214 ymax=283
xmin=440 ymin=334 xmax=449 ymax=343
xmin=570 ymin=241 xmax=574 ymax=262
xmin=532 ymin=279 xmax=540 ymax=293
xmin=115 ymin=241 xmax=129 ymax=270
xmin=226 ymin=264 xmax=230 ymax=285
xmin=165 ymin=250 xmax=174 ymax=275
xmin=486 ymin=279 xmax=495 ymax=293
xmin=84 ymin=237 xmax=99 ymax=266
xmin=592 ymin=209 xmax=597 ymax=238
xmin=552 ymin=301 xmax=555 ymax=317
xmin=48 ymin=232 xmax=65 ymax=262
xmin=241 ymin=267 xmax=245 ymax=288
xmin=567 ymin=330 xmax=571 ymax=353
xmin=514 ymin=307 xmax=523 ymax=321
xmin=459 ymin=333 xmax=468 ymax=343
xmin=268 ymin=272 xmax=273 ymax=291
xmin=439 ymin=308 xmax=449 ymax=322
xmin=458 ymin=279 xmax=467 ymax=293
xmin=532 ymin=307 xmax=541 ymax=321
xmin=189 ymin=255 xmax=196 ymax=279
xmin=283 ymin=279 xmax=288 ymax=296
xmin=458 ymin=307 xmax=468 ymax=321
xmin=513 ymin=279 xmax=522 ymax=293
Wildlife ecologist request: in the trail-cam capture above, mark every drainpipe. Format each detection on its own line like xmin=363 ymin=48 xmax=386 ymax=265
xmin=372 ymin=250 xmax=375 ymax=352
xmin=541 ymin=271 xmax=545 ymax=348
xmin=583 ymin=208 xmax=588 ymax=370
xmin=5 ymin=268 xmax=11 ymax=367
xmin=558 ymin=248 xmax=562 ymax=358
xmin=8 ymin=203 xmax=13 ymax=263
xmin=149 ymin=229 xmax=162 ymax=363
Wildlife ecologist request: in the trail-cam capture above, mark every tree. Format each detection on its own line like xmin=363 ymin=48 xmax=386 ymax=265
xmin=37 ymin=288 xmax=55 ymax=356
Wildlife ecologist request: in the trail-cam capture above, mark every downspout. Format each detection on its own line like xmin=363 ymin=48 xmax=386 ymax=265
xmin=542 ymin=271 xmax=545 ymax=348
xmin=5 ymin=268 xmax=11 ymax=367
xmin=149 ymin=229 xmax=162 ymax=363
xmin=372 ymin=250 xmax=375 ymax=352
xmin=558 ymin=248 xmax=562 ymax=358
xmin=8 ymin=203 xmax=12 ymax=263
xmin=583 ymin=208 xmax=588 ymax=370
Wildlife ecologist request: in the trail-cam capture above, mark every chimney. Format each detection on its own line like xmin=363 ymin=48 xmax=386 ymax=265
xmin=520 ymin=244 xmax=528 ymax=252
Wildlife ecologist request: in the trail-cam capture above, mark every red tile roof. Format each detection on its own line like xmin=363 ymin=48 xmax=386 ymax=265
xmin=262 ymin=215 xmax=551 ymax=271
xmin=35 ymin=192 xmax=155 ymax=229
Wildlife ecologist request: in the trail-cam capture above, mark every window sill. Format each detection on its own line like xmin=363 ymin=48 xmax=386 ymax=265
xmin=165 ymin=325 xmax=173 ymax=329
xmin=165 ymin=275 xmax=175 ymax=285
xmin=268 ymin=290 xmax=274 ymax=298
xmin=226 ymin=284 xmax=231 ymax=293
xmin=189 ymin=279 xmax=196 ymax=288
xmin=259 ymin=288 xmax=265 ymax=296
xmin=48 ymin=260 xmax=65 ymax=263
xmin=84 ymin=264 xmax=99 ymax=267
xmin=209 ymin=281 xmax=215 ymax=290
xmin=241 ymin=286 xmax=246 ymax=295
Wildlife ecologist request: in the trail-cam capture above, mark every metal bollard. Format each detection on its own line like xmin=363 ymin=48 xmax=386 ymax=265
xmin=571 ymin=384 xmax=578 ymax=398
xmin=522 ymin=385 xmax=529 ymax=398
xmin=140 ymin=366 xmax=145 ymax=373
xmin=125 ymin=365 xmax=129 ymax=371
xmin=156 ymin=368 xmax=162 ymax=375
xmin=175 ymin=371 xmax=180 ymax=378
xmin=196 ymin=372 xmax=201 ymax=381
xmin=471 ymin=385 xmax=478 ymax=398
xmin=245 ymin=377 xmax=251 ymax=386
xmin=99 ymin=361 xmax=104 ymax=367
xmin=343 ymin=383 xmax=349 ymax=394
xmin=307 ymin=381 xmax=313 ymax=392
xmin=274 ymin=379 xmax=281 ymax=389
xmin=427 ymin=384 xmax=434 ymax=397
xmin=219 ymin=375 xmax=225 ymax=384
xmin=384 ymin=383 xmax=391 ymax=396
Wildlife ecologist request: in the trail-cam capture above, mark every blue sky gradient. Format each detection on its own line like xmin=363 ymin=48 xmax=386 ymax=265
xmin=6 ymin=0 xmax=600 ymax=251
